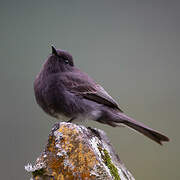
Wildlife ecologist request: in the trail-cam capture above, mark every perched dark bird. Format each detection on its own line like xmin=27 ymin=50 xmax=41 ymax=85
xmin=34 ymin=46 xmax=169 ymax=145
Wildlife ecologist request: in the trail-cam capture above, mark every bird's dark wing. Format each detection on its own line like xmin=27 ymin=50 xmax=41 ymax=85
xmin=61 ymin=71 xmax=123 ymax=112
xmin=83 ymin=84 xmax=123 ymax=111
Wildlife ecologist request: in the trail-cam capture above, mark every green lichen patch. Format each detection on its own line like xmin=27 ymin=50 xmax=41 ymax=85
xmin=98 ymin=146 xmax=121 ymax=180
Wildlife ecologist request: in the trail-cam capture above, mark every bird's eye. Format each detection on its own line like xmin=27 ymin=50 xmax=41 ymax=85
xmin=64 ymin=59 xmax=69 ymax=64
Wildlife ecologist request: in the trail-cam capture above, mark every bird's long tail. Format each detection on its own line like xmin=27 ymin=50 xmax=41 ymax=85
xmin=115 ymin=113 xmax=169 ymax=145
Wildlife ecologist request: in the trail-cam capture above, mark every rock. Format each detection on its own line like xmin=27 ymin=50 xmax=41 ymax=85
xmin=25 ymin=122 xmax=135 ymax=180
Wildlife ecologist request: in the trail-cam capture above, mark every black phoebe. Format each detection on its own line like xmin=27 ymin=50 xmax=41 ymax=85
xmin=34 ymin=46 xmax=169 ymax=145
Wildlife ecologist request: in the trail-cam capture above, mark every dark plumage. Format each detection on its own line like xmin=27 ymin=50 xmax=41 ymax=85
xmin=34 ymin=46 xmax=169 ymax=145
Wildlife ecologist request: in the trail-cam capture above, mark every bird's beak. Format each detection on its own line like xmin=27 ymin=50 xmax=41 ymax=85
xmin=51 ymin=45 xmax=58 ymax=56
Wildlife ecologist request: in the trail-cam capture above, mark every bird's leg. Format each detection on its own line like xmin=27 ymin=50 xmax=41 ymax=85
xmin=67 ymin=117 xmax=75 ymax=123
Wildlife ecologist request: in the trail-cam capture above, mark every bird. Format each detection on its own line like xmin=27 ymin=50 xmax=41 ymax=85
xmin=34 ymin=46 xmax=169 ymax=145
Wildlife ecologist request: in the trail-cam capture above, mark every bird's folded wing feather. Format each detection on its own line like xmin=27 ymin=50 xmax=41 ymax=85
xmin=61 ymin=71 xmax=123 ymax=112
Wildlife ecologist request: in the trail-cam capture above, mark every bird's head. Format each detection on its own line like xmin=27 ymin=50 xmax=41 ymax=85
xmin=43 ymin=46 xmax=74 ymax=74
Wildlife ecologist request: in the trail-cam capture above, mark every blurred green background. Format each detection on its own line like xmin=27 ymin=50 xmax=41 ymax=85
xmin=0 ymin=0 xmax=179 ymax=179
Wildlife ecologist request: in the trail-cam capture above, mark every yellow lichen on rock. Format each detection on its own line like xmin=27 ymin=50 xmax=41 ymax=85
xmin=25 ymin=122 xmax=135 ymax=180
xmin=44 ymin=123 xmax=98 ymax=179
